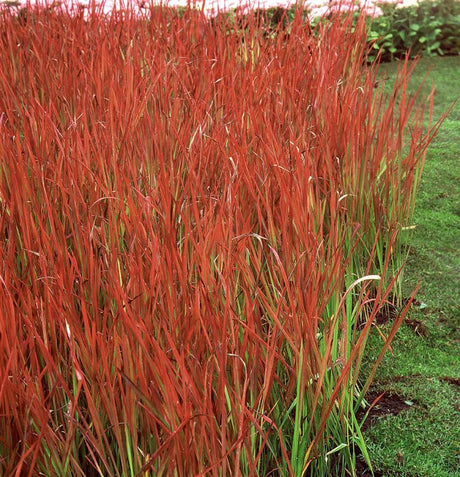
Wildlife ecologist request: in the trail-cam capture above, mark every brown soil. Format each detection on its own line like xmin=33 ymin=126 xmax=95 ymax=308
xmin=375 ymin=301 xmax=398 ymax=325
xmin=405 ymin=318 xmax=429 ymax=336
xmin=440 ymin=376 xmax=460 ymax=386
xmin=358 ymin=390 xmax=413 ymax=432
xmin=370 ymin=296 xmax=430 ymax=336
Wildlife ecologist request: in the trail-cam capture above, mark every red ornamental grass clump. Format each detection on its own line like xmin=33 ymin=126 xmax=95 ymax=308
xmin=0 ymin=3 xmax=441 ymax=475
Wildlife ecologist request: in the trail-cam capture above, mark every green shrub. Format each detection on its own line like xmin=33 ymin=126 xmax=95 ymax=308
xmin=216 ymin=1 xmax=460 ymax=62
xmin=368 ymin=0 xmax=460 ymax=62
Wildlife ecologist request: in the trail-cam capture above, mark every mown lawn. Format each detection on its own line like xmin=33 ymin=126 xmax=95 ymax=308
xmin=361 ymin=55 xmax=460 ymax=477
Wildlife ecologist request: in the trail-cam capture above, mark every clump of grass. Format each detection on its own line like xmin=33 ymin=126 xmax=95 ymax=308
xmin=0 ymin=2 xmax=442 ymax=475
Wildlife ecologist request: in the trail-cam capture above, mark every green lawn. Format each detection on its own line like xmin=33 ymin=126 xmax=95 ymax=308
xmin=361 ymin=55 xmax=460 ymax=477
